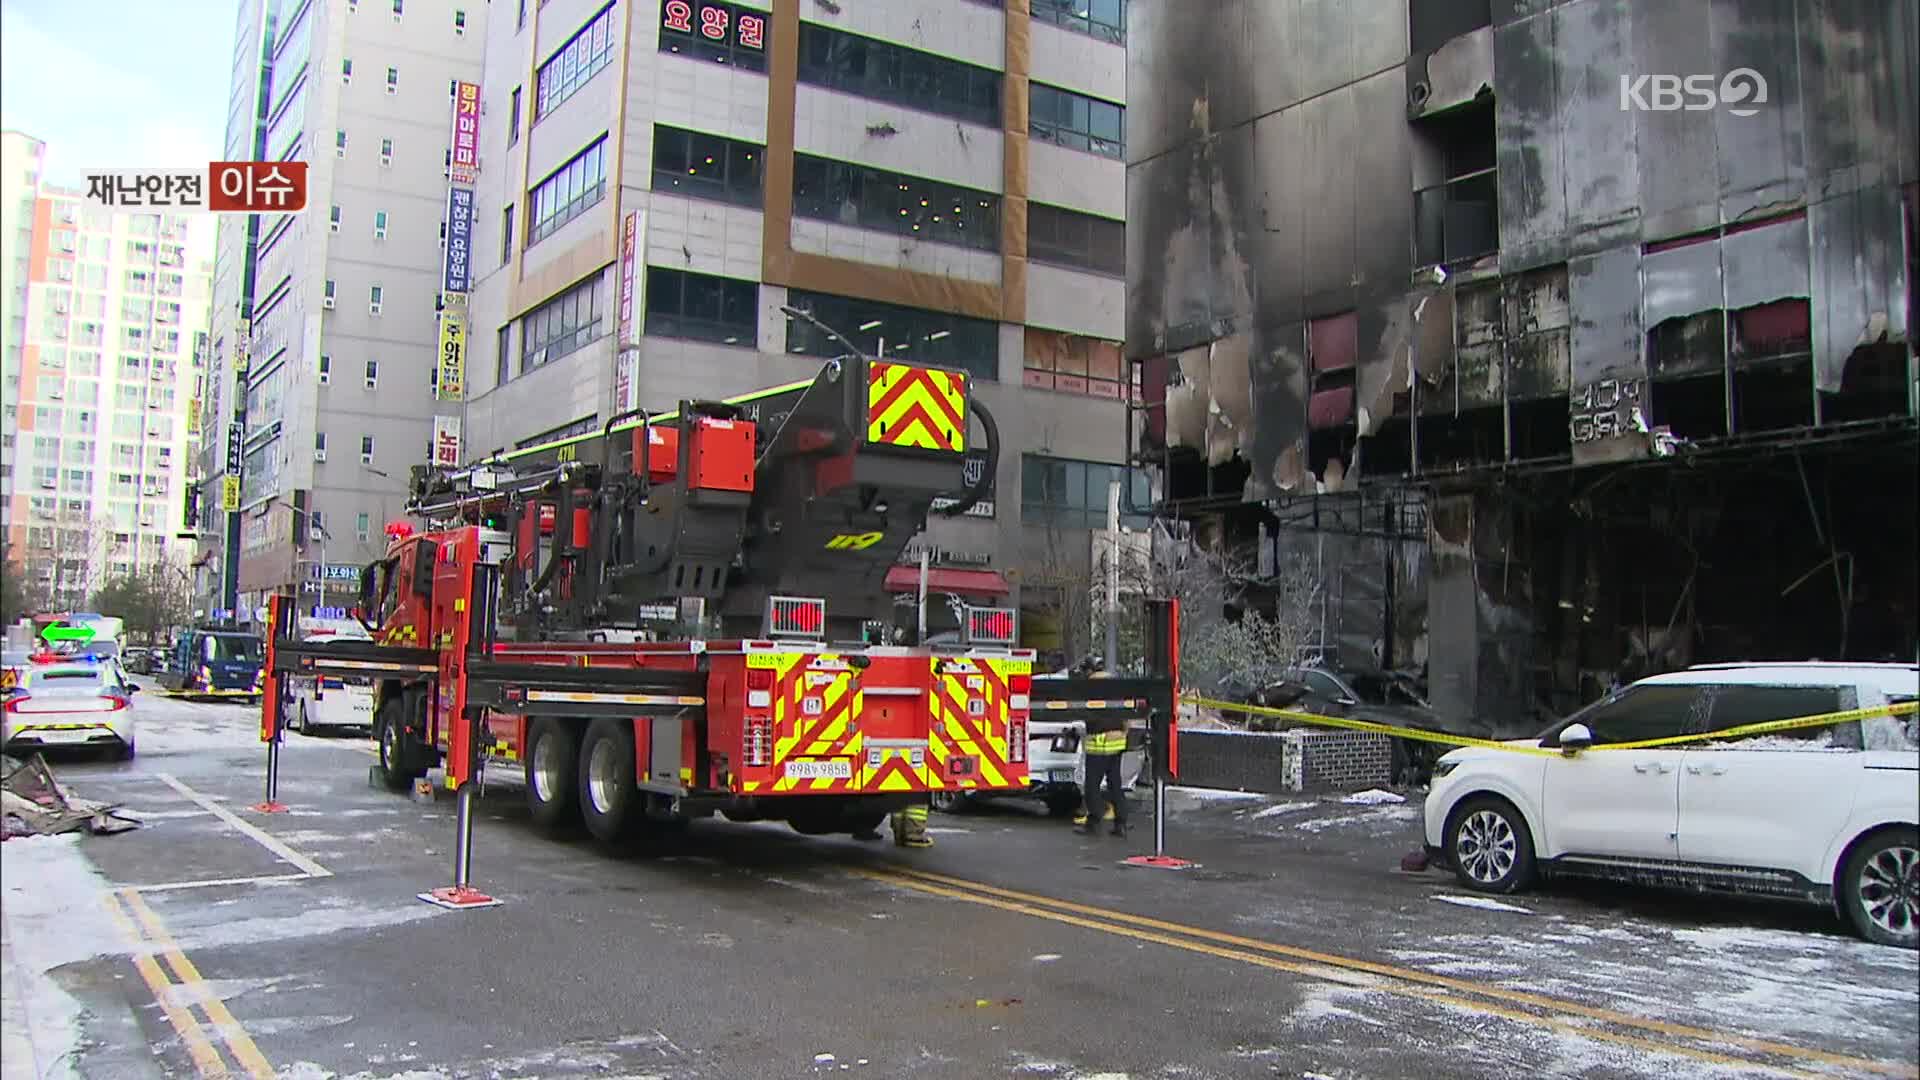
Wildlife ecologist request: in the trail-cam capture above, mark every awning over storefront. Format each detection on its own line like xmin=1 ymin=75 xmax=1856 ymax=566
xmin=882 ymin=565 xmax=1010 ymax=598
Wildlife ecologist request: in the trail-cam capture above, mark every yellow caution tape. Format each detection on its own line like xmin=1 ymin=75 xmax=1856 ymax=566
xmin=1183 ymin=695 xmax=1918 ymax=757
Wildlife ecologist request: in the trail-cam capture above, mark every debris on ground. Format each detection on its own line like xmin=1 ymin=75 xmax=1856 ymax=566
xmin=1341 ymin=788 xmax=1407 ymax=805
xmin=0 ymin=755 xmax=142 ymax=838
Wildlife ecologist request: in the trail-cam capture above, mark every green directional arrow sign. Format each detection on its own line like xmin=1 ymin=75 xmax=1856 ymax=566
xmin=41 ymin=624 xmax=98 ymax=643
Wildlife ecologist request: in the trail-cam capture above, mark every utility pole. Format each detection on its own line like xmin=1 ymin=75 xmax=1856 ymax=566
xmin=1104 ymin=476 xmax=1121 ymax=672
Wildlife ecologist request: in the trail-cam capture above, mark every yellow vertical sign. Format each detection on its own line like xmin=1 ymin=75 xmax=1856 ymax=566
xmin=220 ymin=475 xmax=241 ymax=511
xmin=437 ymin=312 xmax=466 ymax=401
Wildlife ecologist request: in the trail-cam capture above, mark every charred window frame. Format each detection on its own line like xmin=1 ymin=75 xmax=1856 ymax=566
xmin=644 ymin=266 xmax=759 ymax=346
xmin=797 ymin=23 xmax=1001 ymax=128
xmin=1029 ymin=83 xmax=1124 ymax=160
xmin=1413 ymin=102 xmax=1498 ymax=268
xmin=651 ymin=125 xmax=765 ymax=208
xmin=791 ymin=154 xmax=1001 ymax=253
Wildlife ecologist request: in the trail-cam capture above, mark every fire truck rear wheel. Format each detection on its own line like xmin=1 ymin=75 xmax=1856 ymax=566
xmin=375 ymin=700 xmax=427 ymax=791
xmin=578 ymin=718 xmax=640 ymax=844
xmin=525 ymin=719 xmax=581 ymax=832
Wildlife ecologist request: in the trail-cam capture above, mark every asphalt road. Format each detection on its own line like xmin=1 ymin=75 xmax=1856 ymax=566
xmin=3 ymin=688 xmax=1916 ymax=1080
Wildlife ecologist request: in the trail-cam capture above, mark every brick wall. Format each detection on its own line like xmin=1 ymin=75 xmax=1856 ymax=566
xmin=1175 ymin=729 xmax=1392 ymax=793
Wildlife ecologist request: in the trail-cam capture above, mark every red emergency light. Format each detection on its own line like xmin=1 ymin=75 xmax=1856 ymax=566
xmin=385 ymin=520 xmax=415 ymax=539
xmin=964 ymin=606 xmax=1018 ymax=647
xmin=766 ymin=596 xmax=826 ymax=639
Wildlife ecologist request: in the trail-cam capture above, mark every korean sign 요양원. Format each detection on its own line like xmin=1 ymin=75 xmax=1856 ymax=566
xmin=437 ymin=312 xmax=467 ymax=402
xmin=443 ymin=188 xmax=474 ymax=295
xmin=450 ymin=82 xmax=481 ymax=185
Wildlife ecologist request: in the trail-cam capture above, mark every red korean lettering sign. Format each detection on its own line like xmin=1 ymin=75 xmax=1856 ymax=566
xmin=663 ymin=1 xmax=765 ymax=52
xmin=452 ymin=81 xmax=482 ymax=182
xmin=206 ymin=161 xmax=311 ymax=213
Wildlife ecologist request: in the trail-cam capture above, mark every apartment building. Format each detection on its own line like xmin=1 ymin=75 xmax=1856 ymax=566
xmin=1 ymin=132 xmax=45 ymax=536
xmin=0 ymin=133 xmax=214 ymax=609
xmin=460 ymin=0 xmax=1134 ymax=649
xmin=200 ymin=0 xmax=488 ymax=620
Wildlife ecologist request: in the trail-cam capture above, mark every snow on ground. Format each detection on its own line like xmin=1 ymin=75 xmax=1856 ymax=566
xmin=1248 ymin=801 xmax=1316 ymax=819
xmin=1397 ymin=912 xmax=1919 ymax=1055
xmin=1167 ymin=786 xmax=1266 ymax=801
xmin=1430 ymin=894 xmax=1532 ymax=914
xmin=1291 ymin=805 xmax=1421 ymax=833
xmin=0 ymin=834 xmax=128 ymax=1079
xmin=1339 ymin=789 xmax=1406 ymax=805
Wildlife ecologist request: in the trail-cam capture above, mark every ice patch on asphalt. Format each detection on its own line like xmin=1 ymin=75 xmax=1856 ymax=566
xmin=1249 ymin=801 xmax=1315 ymax=819
xmin=0 ymin=833 xmax=127 ymax=1078
xmin=1432 ymin=894 xmax=1532 ymax=914
xmin=1292 ymin=806 xmax=1420 ymax=833
xmin=162 ymin=894 xmax=444 ymax=951
xmin=1340 ymin=789 xmax=1406 ymax=805
xmin=1287 ymin=984 xmax=1390 ymax=1028
xmin=1168 ymin=786 xmax=1265 ymax=801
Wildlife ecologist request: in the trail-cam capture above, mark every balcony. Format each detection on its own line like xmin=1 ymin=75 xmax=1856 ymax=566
xmin=1414 ymin=169 xmax=1498 ymax=269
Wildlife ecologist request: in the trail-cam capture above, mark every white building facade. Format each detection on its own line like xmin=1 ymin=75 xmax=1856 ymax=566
xmin=460 ymin=0 xmax=1138 ymax=651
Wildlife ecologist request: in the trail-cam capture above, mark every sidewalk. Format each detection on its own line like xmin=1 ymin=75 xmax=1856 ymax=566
xmin=1 ymin=898 xmax=55 ymax=1080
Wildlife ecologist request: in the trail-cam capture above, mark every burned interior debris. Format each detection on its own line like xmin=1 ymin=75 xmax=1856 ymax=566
xmin=1125 ymin=0 xmax=1918 ymax=734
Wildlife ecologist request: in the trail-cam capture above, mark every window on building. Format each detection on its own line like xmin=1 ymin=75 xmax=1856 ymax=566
xmin=650 ymin=126 xmax=763 ymax=207
xmin=536 ymin=4 xmax=618 ymax=117
xmin=527 ymin=138 xmax=609 ymax=245
xmin=501 ymin=204 xmax=516 ymax=263
xmin=318 ymin=353 xmax=331 ymax=384
xmin=1027 ymin=203 xmax=1124 ymax=276
xmin=1029 ymin=83 xmax=1124 ymax=159
xmin=374 ymin=209 xmax=389 ymax=238
xmin=657 ymin=0 xmax=769 ymax=72
xmin=356 ymin=511 xmax=371 ymax=541
xmin=520 ymin=272 xmax=608 ymax=372
xmin=1413 ymin=101 xmax=1498 ymax=267
xmin=508 ymin=87 xmax=522 ymax=146
xmin=644 ymin=267 xmax=758 ymax=345
xmin=342 ymin=57 xmax=353 ymax=81
xmin=315 ymin=431 xmax=328 ymax=454
xmin=369 ymin=285 xmax=384 ymax=312
xmin=386 ymin=66 xmax=399 ymax=93
xmin=796 ymin=24 xmax=1000 ymax=127
xmin=365 ymin=359 xmax=379 ymax=388
xmin=454 ymin=8 xmax=467 ymax=32
xmin=792 ymin=155 xmax=999 ymax=252
xmin=496 ymin=324 xmax=512 ymax=384
xmin=329 ymin=204 xmax=342 ymax=232
xmin=1021 ymin=454 xmax=1149 ymax=530
xmin=1031 ymin=0 xmax=1126 ymax=43
xmin=515 ymin=414 xmax=602 ymax=450
xmin=785 ymin=290 xmax=998 ymax=380
xmin=380 ymin=136 xmax=394 ymax=163
xmin=1024 ymin=329 xmax=1132 ymax=399
xmin=336 ymin=129 xmax=348 ymax=153
xmin=361 ymin=434 xmax=376 ymax=463
xmin=392 ymin=0 xmax=403 ymax=15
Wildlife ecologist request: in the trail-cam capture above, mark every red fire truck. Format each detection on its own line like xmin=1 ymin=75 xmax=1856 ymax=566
xmin=262 ymin=337 xmax=1177 ymax=866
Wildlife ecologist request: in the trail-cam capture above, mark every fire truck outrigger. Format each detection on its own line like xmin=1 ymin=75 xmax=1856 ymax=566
xmin=259 ymin=317 xmax=1180 ymax=905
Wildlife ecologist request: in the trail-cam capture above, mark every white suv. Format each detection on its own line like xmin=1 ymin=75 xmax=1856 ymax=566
xmin=1423 ymin=663 xmax=1919 ymax=947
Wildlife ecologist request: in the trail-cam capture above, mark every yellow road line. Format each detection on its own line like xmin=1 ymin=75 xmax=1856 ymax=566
xmin=101 ymin=893 xmax=230 ymax=1078
xmin=867 ymin=867 xmax=1908 ymax=1079
xmin=121 ymin=889 xmax=277 ymax=1079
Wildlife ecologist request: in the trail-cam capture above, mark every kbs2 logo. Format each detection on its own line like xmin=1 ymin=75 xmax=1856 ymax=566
xmin=1619 ymin=69 xmax=1768 ymax=117
xmin=823 ymin=531 xmax=885 ymax=551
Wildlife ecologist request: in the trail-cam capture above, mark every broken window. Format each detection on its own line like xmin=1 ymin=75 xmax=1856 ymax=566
xmin=1413 ymin=102 xmax=1498 ymax=268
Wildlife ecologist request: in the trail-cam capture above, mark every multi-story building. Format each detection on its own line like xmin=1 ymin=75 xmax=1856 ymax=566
xmin=1127 ymin=0 xmax=1918 ymax=722
xmin=459 ymin=0 xmax=1135 ymax=653
xmin=0 ymin=133 xmax=214 ymax=609
xmin=199 ymin=0 xmax=489 ymax=621
xmin=1 ymin=132 xmax=46 ymax=543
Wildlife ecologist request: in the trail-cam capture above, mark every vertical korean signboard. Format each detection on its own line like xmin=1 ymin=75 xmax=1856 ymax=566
xmin=614 ymin=210 xmax=645 ymax=415
xmin=450 ymin=82 xmax=481 ymax=186
xmin=443 ymin=188 xmax=474 ymax=297
xmin=438 ymin=313 xmax=467 ymax=401
xmin=432 ymin=415 xmax=463 ymax=468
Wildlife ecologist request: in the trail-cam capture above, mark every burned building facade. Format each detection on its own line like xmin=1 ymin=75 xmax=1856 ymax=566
xmin=1125 ymin=0 xmax=1918 ymax=726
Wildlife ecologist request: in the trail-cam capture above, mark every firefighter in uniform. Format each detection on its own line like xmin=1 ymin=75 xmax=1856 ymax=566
xmin=1076 ymin=712 xmax=1130 ymax=837
xmin=890 ymin=796 xmax=933 ymax=847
